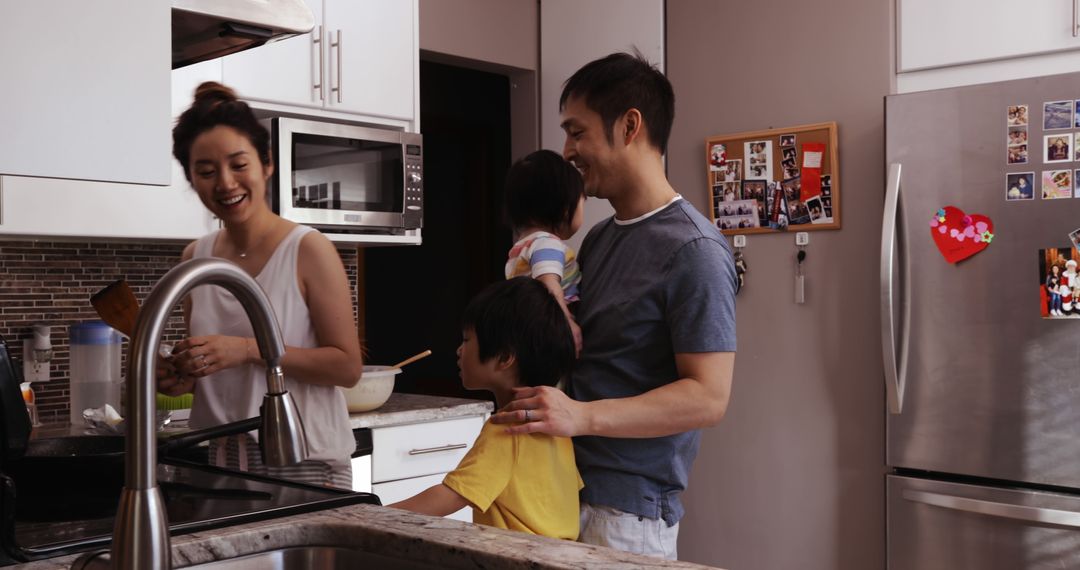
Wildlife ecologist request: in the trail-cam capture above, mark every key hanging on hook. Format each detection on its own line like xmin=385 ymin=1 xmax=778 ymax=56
xmin=794 ymin=234 xmax=807 ymax=304
xmin=733 ymin=235 xmax=748 ymax=294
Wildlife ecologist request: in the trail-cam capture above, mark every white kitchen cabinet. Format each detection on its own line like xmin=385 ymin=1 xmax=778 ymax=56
xmin=369 ymin=415 xmax=484 ymax=523
xmin=222 ymin=0 xmax=417 ymax=125
xmin=898 ymin=0 xmax=1080 ymax=72
xmin=0 ymin=1 xmax=170 ymax=185
xmin=0 ymin=61 xmax=222 ymax=241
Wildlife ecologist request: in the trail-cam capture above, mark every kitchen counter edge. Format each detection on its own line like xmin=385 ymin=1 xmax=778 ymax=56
xmin=348 ymin=392 xmax=493 ymax=429
xmin=10 ymin=503 xmax=719 ymax=569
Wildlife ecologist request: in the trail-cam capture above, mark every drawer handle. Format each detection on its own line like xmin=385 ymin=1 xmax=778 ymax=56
xmin=408 ymin=443 xmax=467 ymax=456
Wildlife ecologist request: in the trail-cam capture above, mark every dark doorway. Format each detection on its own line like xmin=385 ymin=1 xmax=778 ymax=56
xmin=361 ymin=60 xmax=512 ymax=402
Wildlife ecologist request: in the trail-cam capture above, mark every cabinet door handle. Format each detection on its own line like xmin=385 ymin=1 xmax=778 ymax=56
xmin=408 ymin=443 xmax=467 ymax=456
xmin=331 ymin=29 xmax=343 ymax=103
xmin=312 ymin=25 xmax=324 ymax=101
xmin=1067 ymin=0 xmax=1075 ymax=37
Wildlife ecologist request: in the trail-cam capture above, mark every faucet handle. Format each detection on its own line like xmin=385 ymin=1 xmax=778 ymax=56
xmin=260 ymin=390 xmax=309 ymax=467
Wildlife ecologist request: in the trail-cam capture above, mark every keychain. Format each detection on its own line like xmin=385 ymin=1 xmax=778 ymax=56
xmin=732 ymin=235 xmax=748 ymax=294
xmin=794 ymin=232 xmax=807 ymax=304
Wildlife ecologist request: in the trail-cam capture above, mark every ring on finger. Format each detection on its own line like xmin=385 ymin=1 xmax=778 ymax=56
xmin=524 ymin=409 xmax=532 ymax=422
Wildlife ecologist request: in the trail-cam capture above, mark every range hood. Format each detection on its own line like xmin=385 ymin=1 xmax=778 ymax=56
xmin=172 ymin=0 xmax=315 ymax=69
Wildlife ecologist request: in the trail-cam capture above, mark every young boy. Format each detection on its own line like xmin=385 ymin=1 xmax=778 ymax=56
xmin=389 ymin=277 xmax=582 ymax=539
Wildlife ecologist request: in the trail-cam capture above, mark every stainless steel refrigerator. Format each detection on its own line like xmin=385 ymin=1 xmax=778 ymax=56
xmin=884 ymin=71 xmax=1080 ymax=569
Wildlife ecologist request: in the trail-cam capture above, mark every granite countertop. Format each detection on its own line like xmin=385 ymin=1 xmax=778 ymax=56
xmin=348 ymin=392 xmax=493 ymax=429
xmin=10 ymin=503 xmax=721 ymax=569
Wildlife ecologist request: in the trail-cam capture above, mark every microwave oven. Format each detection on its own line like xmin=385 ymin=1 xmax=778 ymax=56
xmin=262 ymin=117 xmax=423 ymax=234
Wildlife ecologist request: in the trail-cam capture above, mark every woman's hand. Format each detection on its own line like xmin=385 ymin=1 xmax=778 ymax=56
xmin=156 ymin=353 xmax=195 ymax=396
xmin=172 ymin=335 xmax=256 ymax=378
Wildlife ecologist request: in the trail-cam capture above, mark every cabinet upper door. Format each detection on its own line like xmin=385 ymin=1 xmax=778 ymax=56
xmin=898 ymin=0 xmax=1080 ymax=72
xmin=324 ymin=0 xmax=416 ymax=120
xmin=0 ymin=1 xmax=170 ymax=185
xmin=221 ymin=0 xmax=326 ymax=109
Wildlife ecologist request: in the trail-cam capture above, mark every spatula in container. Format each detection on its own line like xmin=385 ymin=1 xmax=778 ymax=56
xmin=89 ymin=279 xmax=140 ymax=338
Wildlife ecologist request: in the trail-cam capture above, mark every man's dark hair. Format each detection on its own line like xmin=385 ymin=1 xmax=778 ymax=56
xmin=462 ymin=277 xmax=574 ymax=388
xmin=503 ymin=149 xmax=584 ymax=232
xmin=559 ymin=50 xmax=675 ymax=155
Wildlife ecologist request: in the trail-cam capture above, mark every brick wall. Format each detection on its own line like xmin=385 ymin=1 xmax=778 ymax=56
xmin=0 ymin=240 xmax=358 ymax=425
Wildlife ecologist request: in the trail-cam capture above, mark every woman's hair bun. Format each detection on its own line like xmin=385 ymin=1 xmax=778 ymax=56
xmin=193 ymin=81 xmax=238 ymax=106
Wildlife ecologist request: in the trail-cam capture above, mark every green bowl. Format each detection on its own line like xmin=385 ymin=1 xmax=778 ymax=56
xmin=156 ymin=393 xmax=193 ymax=411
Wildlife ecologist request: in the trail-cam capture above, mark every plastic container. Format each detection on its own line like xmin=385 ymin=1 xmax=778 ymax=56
xmin=69 ymin=321 xmax=122 ymax=426
xmin=343 ymin=366 xmax=401 ymax=412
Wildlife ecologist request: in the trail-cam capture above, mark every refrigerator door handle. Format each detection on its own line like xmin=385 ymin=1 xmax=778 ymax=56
xmin=903 ymin=489 xmax=1080 ymax=528
xmin=881 ymin=162 xmax=909 ymax=414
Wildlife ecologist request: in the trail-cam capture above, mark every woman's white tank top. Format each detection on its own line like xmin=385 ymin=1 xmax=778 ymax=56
xmin=187 ymin=225 xmax=354 ymax=464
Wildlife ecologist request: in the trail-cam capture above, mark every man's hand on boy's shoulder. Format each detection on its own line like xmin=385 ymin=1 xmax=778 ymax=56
xmin=491 ymin=386 xmax=585 ymax=437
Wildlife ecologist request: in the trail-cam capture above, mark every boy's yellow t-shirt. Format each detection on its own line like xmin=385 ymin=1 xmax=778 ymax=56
xmin=442 ymin=419 xmax=583 ymax=540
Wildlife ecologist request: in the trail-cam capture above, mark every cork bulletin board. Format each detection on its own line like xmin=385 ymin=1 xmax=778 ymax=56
xmin=705 ymin=121 xmax=840 ymax=235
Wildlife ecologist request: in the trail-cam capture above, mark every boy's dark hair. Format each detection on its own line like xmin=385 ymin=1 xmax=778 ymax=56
xmin=503 ymin=150 xmax=584 ymax=232
xmin=462 ymin=277 xmax=574 ymax=388
xmin=559 ymin=50 xmax=675 ymax=155
xmin=172 ymin=82 xmax=272 ymax=183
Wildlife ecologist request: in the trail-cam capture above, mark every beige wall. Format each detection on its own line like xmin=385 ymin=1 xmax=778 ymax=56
xmin=419 ymin=0 xmax=537 ymax=71
xmin=667 ymin=1 xmax=890 ymax=569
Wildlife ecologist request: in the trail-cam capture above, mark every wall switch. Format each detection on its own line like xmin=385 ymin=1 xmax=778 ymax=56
xmin=733 ymin=235 xmax=747 ymax=248
xmin=795 ymin=232 xmax=809 ymax=246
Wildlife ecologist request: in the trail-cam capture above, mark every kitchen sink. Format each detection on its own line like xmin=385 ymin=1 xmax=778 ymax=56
xmin=75 ymin=546 xmax=445 ymax=570
xmin=182 ymin=546 xmax=444 ymax=570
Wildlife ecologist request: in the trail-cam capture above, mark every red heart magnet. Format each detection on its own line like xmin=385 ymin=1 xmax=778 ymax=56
xmin=929 ymin=206 xmax=994 ymax=264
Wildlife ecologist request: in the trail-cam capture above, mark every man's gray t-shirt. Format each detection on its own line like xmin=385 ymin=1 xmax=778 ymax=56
xmin=569 ymin=198 xmax=737 ymax=526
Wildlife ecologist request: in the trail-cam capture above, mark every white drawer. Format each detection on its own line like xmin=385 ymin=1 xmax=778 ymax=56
xmin=372 ymin=415 xmax=485 ymax=483
xmin=374 ymin=472 xmax=472 ymax=522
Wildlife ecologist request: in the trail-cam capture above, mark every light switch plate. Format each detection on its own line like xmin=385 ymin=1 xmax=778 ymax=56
xmin=733 ymin=235 xmax=746 ymax=248
xmin=795 ymin=232 xmax=809 ymax=246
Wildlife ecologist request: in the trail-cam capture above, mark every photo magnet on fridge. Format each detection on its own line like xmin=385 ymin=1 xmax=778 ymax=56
xmin=929 ymin=206 xmax=994 ymax=264
xmin=1039 ymin=247 xmax=1080 ymax=318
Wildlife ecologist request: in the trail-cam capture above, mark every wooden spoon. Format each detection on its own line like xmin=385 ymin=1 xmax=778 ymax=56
xmin=90 ymin=279 xmax=140 ymax=338
xmin=391 ymin=349 xmax=432 ymax=370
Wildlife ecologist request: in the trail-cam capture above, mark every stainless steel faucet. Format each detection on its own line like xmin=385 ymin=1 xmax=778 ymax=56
xmin=108 ymin=258 xmax=309 ymax=570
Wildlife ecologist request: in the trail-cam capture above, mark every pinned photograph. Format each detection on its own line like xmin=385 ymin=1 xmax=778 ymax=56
xmin=821 ymin=196 xmax=832 ymax=208
xmin=1006 ymin=172 xmax=1034 ymax=201
xmin=708 ymin=143 xmax=726 ymax=171
xmin=805 ymin=195 xmax=828 ymax=224
xmin=1045 ymin=134 xmax=1072 ymax=163
xmin=820 ymin=174 xmax=831 ymax=187
xmin=1042 ymin=169 xmax=1073 ymax=199
xmin=1007 ymin=127 xmax=1028 ymax=146
xmin=782 ymin=147 xmax=797 ymax=161
xmin=744 ymin=140 xmax=774 ymax=180
xmin=1008 ymin=104 xmax=1028 ymax=126
xmin=720 ymin=181 xmax=740 ymax=202
xmin=787 ymin=198 xmax=811 ymax=225
xmin=1008 ymin=144 xmax=1028 ymax=165
xmin=781 ymin=176 xmax=802 ymax=202
xmin=715 ymin=199 xmax=760 ymax=230
xmin=1039 ymin=247 xmax=1080 ymax=318
xmin=1044 ymin=100 xmax=1072 ymax=130
xmin=779 ymin=134 xmax=796 ymax=147
xmin=720 ymin=159 xmax=742 ymax=182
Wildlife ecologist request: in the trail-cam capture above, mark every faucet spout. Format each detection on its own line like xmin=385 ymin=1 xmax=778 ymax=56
xmin=109 ymin=258 xmax=309 ymax=570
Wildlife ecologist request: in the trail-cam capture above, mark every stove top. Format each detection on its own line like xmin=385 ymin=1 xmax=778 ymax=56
xmin=3 ymin=458 xmax=379 ymax=563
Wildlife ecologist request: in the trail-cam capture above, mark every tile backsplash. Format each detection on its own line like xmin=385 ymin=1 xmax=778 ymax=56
xmin=0 ymin=239 xmax=357 ymax=425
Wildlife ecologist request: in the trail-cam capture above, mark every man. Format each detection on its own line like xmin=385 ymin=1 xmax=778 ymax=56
xmin=492 ymin=51 xmax=737 ymax=560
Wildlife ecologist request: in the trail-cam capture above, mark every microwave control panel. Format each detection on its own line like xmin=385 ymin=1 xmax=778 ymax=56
xmin=403 ymin=142 xmax=423 ymax=229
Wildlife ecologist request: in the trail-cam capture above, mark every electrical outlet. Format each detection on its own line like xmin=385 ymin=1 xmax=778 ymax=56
xmin=733 ymin=235 xmax=747 ymax=248
xmin=795 ymin=232 xmax=809 ymax=246
xmin=22 ymin=339 xmax=50 ymax=383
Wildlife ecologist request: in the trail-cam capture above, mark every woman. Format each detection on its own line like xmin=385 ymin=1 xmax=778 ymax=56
xmin=160 ymin=82 xmax=363 ymax=488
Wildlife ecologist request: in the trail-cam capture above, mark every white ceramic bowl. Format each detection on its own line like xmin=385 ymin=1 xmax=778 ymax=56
xmin=343 ymin=365 xmax=400 ymax=412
